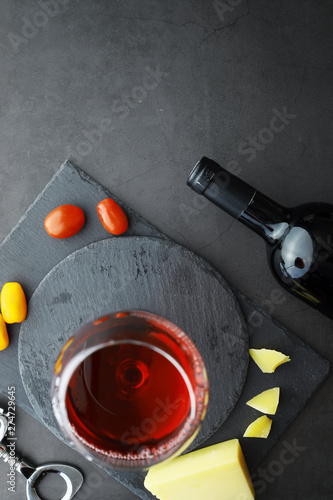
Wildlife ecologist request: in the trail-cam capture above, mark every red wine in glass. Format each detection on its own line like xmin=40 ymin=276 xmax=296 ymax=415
xmin=52 ymin=311 xmax=209 ymax=470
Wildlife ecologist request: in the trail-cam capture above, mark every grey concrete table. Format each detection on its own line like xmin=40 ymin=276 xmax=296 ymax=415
xmin=0 ymin=1 xmax=332 ymax=499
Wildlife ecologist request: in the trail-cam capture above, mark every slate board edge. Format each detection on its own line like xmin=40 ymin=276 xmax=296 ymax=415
xmin=238 ymin=291 xmax=331 ymax=372
xmin=0 ymin=159 xmax=167 ymax=269
xmin=67 ymin=160 xmax=166 ymax=239
xmin=0 ymin=164 xmax=65 ymax=249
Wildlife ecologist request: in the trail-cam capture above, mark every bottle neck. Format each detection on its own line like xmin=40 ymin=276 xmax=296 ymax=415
xmin=239 ymin=191 xmax=290 ymax=244
xmin=187 ymin=157 xmax=290 ymax=245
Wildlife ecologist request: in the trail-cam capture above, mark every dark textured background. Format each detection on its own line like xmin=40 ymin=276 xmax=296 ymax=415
xmin=0 ymin=0 xmax=333 ymax=499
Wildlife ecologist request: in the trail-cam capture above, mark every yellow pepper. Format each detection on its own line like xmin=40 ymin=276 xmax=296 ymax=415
xmin=0 ymin=314 xmax=9 ymax=351
xmin=1 ymin=282 xmax=27 ymax=324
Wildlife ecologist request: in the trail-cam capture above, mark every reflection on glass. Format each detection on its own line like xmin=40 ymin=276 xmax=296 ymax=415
xmin=280 ymin=227 xmax=313 ymax=279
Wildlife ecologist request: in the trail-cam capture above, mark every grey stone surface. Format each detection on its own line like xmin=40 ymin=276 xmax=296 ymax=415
xmin=0 ymin=0 xmax=333 ymax=498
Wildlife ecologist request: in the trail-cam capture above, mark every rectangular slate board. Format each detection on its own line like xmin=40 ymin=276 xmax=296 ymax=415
xmin=0 ymin=161 xmax=329 ymax=499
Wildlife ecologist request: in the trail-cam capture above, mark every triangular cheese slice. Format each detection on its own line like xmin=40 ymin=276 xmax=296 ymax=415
xmin=246 ymin=387 xmax=280 ymax=415
xmin=243 ymin=415 xmax=272 ymax=438
xmin=249 ymin=348 xmax=290 ymax=373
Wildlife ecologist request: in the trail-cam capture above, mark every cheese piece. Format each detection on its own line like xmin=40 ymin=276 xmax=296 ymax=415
xmin=144 ymin=439 xmax=255 ymax=500
xmin=243 ymin=415 xmax=272 ymax=438
xmin=246 ymin=387 xmax=280 ymax=415
xmin=249 ymin=348 xmax=290 ymax=373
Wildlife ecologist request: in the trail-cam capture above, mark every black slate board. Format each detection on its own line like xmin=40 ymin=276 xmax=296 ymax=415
xmin=19 ymin=236 xmax=249 ymax=448
xmin=0 ymin=161 xmax=329 ymax=500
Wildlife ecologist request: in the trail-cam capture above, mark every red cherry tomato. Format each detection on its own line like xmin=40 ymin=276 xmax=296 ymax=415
xmin=97 ymin=198 xmax=128 ymax=235
xmin=44 ymin=204 xmax=85 ymax=239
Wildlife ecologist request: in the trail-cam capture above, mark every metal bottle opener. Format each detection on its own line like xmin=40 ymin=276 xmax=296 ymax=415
xmin=0 ymin=408 xmax=84 ymax=500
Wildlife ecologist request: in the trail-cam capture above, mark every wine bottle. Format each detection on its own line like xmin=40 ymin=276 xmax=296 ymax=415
xmin=187 ymin=157 xmax=333 ymax=319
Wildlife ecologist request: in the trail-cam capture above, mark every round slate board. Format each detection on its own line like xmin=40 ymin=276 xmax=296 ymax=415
xmin=19 ymin=236 xmax=248 ymax=450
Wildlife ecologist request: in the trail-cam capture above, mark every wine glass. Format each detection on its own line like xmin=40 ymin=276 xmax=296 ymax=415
xmin=51 ymin=310 xmax=209 ymax=470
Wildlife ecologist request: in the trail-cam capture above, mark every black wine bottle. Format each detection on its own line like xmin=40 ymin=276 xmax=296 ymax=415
xmin=187 ymin=157 xmax=333 ymax=319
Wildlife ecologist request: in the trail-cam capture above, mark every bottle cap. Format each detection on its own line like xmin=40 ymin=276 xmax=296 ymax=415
xmin=187 ymin=157 xmax=221 ymax=194
xmin=187 ymin=157 xmax=256 ymax=219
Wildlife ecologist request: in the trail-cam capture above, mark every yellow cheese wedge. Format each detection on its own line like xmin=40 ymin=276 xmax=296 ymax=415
xmin=243 ymin=415 xmax=272 ymax=438
xmin=246 ymin=387 xmax=280 ymax=415
xmin=249 ymin=348 xmax=290 ymax=373
xmin=144 ymin=439 xmax=255 ymax=500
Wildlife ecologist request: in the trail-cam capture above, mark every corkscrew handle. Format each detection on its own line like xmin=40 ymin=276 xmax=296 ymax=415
xmin=24 ymin=463 xmax=84 ymax=500
xmin=0 ymin=442 xmax=83 ymax=499
xmin=0 ymin=409 xmax=84 ymax=500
